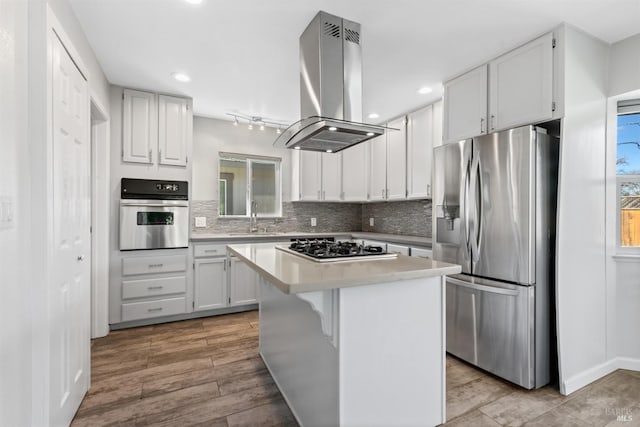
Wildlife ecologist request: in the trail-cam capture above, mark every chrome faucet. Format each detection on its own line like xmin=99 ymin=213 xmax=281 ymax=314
xmin=250 ymin=200 xmax=258 ymax=232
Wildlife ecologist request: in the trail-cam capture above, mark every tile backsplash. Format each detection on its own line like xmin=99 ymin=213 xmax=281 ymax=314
xmin=361 ymin=200 xmax=432 ymax=237
xmin=191 ymin=199 xmax=431 ymax=237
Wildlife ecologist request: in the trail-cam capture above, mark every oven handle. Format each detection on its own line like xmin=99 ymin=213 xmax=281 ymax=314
xmin=120 ymin=200 xmax=189 ymax=208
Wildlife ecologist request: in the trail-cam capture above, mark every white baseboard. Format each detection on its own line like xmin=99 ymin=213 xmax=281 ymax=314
xmin=616 ymin=357 xmax=640 ymax=371
xmin=562 ymin=357 xmax=640 ymax=395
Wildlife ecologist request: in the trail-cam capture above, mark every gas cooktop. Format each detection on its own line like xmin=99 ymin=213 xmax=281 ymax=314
xmin=276 ymin=239 xmax=398 ymax=262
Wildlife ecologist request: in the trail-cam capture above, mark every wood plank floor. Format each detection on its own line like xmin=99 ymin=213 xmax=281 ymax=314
xmin=74 ymin=311 xmax=640 ymax=426
xmin=72 ymin=311 xmax=296 ymax=427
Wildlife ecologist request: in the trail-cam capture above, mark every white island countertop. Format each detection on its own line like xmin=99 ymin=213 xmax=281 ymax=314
xmin=227 ymin=242 xmax=460 ymax=294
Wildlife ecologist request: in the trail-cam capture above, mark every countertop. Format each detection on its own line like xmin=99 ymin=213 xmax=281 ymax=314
xmin=227 ymin=243 xmax=459 ymax=294
xmin=191 ymin=231 xmax=432 ymax=248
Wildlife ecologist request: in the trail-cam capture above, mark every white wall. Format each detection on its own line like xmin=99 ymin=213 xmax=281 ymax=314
xmin=0 ymin=0 xmax=32 ymax=425
xmin=555 ymin=25 xmax=610 ymax=395
xmin=608 ymin=33 xmax=640 ymax=98
xmin=192 ymin=116 xmax=292 ymax=202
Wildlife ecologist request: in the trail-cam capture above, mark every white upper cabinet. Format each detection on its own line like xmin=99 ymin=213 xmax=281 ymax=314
xmin=488 ymin=32 xmax=554 ymax=132
xmin=385 ymin=116 xmax=407 ymax=200
xmin=368 ymin=134 xmax=387 ymax=201
xmin=443 ymin=65 xmax=488 ymax=143
xmin=321 ymin=152 xmax=342 ymax=201
xmin=122 ymin=88 xmax=191 ymax=167
xmin=432 ymin=100 xmax=443 ymax=148
xmin=341 ymin=142 xmax=368 ymax=201
xmin=122 ymin=89 xmax=156 ymax=164
xmin=443 ymin=32 xmax=556 ymax=143
xmin=158 ymin=95 xmax=189 ymax=166
xmin=407 ymin=105 xmax=434 ymax=199
xmin=298 ymin=150 xmax=322 ymax=201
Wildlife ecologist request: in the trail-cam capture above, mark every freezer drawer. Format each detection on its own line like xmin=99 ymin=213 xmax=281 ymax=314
xmin=446 ymin=275 xmax=539 ymax=389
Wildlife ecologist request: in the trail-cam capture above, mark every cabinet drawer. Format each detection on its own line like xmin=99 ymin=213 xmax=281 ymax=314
xmin=121 ymin=297 xmax=186 ymax=322
xmin=387 ymin=243 xmax=410 ymax=256
xmin=411 ymin=247 xmax=433 ymax=258
xmin=194 ymin=244 xmax=227 ymax=258
xmin=122 ymin=275 xmax=186 ymax=300
xmin=122 ymin=255 xmax=187 ymax=276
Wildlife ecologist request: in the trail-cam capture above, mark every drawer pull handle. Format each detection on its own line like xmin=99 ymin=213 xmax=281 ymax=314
xmin=147 ymin=286 xmax=164 ymax=290
xmin=204 ymin=250 xmax=218 ymax=253
xmin=147 ymin=307 xmax=163 ymax=312
xmin=148 ymin=264 xmax=164 ymax=268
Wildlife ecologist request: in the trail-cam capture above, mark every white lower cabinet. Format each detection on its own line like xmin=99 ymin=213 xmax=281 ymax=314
xmin=410 ymin=247 xmax=433 ymax=258
xmin=386 ymin=243 xmax=410 ymax=256
xmin=229 ymin=256 xmax=258 ymax=306
xmin=122 ymin=297 xmax=186 ymax=322
xmin=194 ymin=257 xmax=227 ymax=311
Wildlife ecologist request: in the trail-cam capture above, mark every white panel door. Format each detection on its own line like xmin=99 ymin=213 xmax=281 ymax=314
xmin=407 ymin=106 xmax=434 ymax=199
xmin=122 ymin=88 xmax=156 ymax=164
xmin=443 ymin=65 xmax=488 ymax=143
xmin=321 ymin=152 xmax=342 ymax=201
xmin=341 ymin=142 xmax=368 ymax=201
xmin=298 ymin=150 xmax=322 ymax=201
xmin=51 ymin=34 xmax=90 ymax=426
xmin=368 ymin=135 xmax=387 ymax=201
xmin=158 ymin=95 xmax=188 ymax=166
xmin=194 ymin=258 xmax=227 ymax=311
xmin=229 ymin=257 xmax=258 ymax=306
xmin=489 ymin=32 xmax=554 ymax=132
xmin=386 ymin=117 xmax=407 ymax=200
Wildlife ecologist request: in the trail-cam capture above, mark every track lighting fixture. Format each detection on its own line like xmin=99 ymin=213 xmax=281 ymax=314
xmin=225 ymin=112 xmax=288 ymax=134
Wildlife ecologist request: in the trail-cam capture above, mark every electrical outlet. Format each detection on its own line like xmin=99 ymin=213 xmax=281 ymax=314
xmin=195 ymin=217 xmax=207 ymax=228
xmin=369 ymin=217 xmax=375 ymax=227
xmin=311 ymin=217 xmax=317 ymax=227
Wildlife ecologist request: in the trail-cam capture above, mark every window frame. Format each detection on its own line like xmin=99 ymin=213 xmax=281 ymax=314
xmin=615 ymin=102 xmax=640 ymax=253
xmin=218 ymin=152 xmax=282 ymax=218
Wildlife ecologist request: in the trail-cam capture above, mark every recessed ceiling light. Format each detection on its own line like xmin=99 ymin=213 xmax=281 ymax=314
xmin=259 ymin=124 xmax=265 ymax=131
xmin=366 ymin=132 xmax=374 ymax=136
xmin=326 ymin=149 xmax=333 ymax=153
xmin=171 ymin=72 xmax=191 ymax=82
xmin=368 ymin=113 xmax=379 ymax=119
xmin=183 ymin=0 xmax=203 ymax=4
xmin=328 ymin=127 xmax=337 ymax=131
xmin=294 ymin=146 xmax=301 ymax=150
xmin=418 ymin=86 xmax=432 ymax=95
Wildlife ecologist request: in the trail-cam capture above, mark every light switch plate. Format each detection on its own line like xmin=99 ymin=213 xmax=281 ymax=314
xmin=369 ymin=217 xmax=375 ymax=227
xmin=311 ymin=217 xmax=317 ymax=227
xmin=0 ymin=196 xmax=14 ymax=230
xmin=195 ymin=217 xmax=207 ymax=228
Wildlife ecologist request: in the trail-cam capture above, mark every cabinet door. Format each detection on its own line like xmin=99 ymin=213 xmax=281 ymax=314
xmin=432 ymin=100 xmax=443 ymax=149
xmin=321 ymin=152 xmax=342 ymax=201
xmin=443 ymin=65 xmax=488 ymax=143
xmin=368 ymin=135 xmax=387 ymax=201
xmin=341 ymin=142 xmax=368 ymax=201
xmin=386 ymin=243 xmax=410 ymax=255
xmin=158 ymin=95 xmax=189 ymax=166
xmin=194 ymin=258 xmax=227 ymax=311
xmin=386 ymin=116 xmax=407 ymax=200
xmin=122 ymin=89 xmax=156 ymax=164
xmin=229 ymin=257 xmax=258 ymax=306
xmin=407 ymin=106 xmax=433 ymax=199
xmin=488 ymin=32 xmax=554 ymax=132
xmin=298 ymin=151 xmax=322 ymax=201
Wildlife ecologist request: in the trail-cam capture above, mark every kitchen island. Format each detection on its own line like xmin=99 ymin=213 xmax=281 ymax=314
xmin=227 ymin=242 xmax=461 ymax=427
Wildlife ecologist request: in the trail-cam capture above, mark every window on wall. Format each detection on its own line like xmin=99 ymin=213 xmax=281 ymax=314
xmin=617 ymin=100 xmax=640 ymax=248
xmin=218 ymin=152 xmax=282 ymax=217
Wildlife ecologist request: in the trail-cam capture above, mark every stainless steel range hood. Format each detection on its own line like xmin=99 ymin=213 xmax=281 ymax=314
xmin=274 ymin=11 xmax=387 ymax=153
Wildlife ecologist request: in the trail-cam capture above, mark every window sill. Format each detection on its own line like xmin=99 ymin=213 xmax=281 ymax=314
xmin=217 ymin=215 xmax=285 ymax=220
xmin=612 ymin=254 xmax=640 ymax=263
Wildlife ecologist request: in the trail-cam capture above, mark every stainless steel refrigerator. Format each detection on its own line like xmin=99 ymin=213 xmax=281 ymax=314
xmin=433 ymin=125 xmax=558 ymax=389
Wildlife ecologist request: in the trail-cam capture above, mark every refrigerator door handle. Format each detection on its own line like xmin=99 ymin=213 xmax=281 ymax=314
xmin=463 ymin=148 xmax=473 ymax=254
xmin=447 ymin=276 xmax=520 ymax=297
xmin=469 ymin=154 xmax=483 ymax=262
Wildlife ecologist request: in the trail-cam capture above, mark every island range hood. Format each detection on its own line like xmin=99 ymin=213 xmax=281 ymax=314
xmin=274 ymin=11 xmax=387 ymax=153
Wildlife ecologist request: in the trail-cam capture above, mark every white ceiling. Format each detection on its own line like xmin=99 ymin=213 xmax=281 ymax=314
xmin=70 ymin=0 xmax=640 ymax=125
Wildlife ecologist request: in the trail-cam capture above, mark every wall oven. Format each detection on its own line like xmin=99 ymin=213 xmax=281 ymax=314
xmin=120 ymin=178 xmax=189 ymax=250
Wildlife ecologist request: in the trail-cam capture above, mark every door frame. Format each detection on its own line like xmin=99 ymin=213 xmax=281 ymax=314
xmin=90 ymin=97 xmax=110 ymax=338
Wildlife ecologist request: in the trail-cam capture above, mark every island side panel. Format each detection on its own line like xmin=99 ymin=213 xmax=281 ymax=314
xmin=258 ymin=277 xmax=339 ymax=426
xmin=338 ymin=276 xmax=446 ymax=426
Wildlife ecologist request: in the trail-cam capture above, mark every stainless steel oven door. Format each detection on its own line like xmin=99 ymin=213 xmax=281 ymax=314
xmin=119 ymin=200 xmax=189 ymax=250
